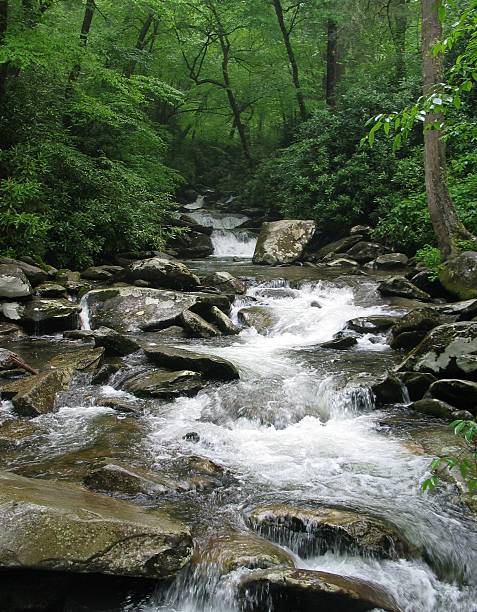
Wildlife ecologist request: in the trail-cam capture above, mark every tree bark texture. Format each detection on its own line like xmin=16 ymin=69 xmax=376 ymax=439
xmin=325 ymin=18 xmax=338 ymax=107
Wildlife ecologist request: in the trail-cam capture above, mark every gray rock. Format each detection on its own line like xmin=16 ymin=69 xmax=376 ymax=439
xmin=389 ymin=307 xmax=442 ymax=351
xmin=373 ymin=253 xmax=409 ymax=269
xmin=438 ymin=298 xmax=477 ymax=322
xmin=238 ymin=306 xmax=277 ymax=335
xmin=410 ymin=270 xmax=448 ymax=299
xmin=350 ymin=225 xmax=373 ymax=238
xmin=397 ymin=322 xmax=477 ymax=379
xmin=81 ymin=266 xmax=116 ymax=281
xmin=84 ymin=463 xmax=182 ymax=496
xmin=126 ymin=257 xmax=200 ymax=291
xmin=371 ymin=375 xmax=406 ymax=407
xmin=238 ymin=568 xmax=399 ymax=612
xmin=409 ymin=398 xmax=469 ymax=420
xmin=397 ymin=372 xmax=437 ymax=401
xmin=428 ymin=379 xmax=477 ymax=413
xmin=204 ymin=305 xmax=240 ymax=335
xmin=123 ymin=369 xmax=205 ymax=399
xmin=2 ymin=298 xmax=81 ymax=334
xmin=0 ymin=265 xmax=32 ymax=299
xmin=378 ymin=277 xmax=431 ymax=301
xmin=144 ymin=346 xmax=239 ymax=381
xmin=34 ymin=282 xmax=67 ymax=298
xmin=170 ymin=231 xmax=214 ymax=259
xmin=0 ymin=257 xmax=48 ymax=286
xmin=311 ymin=235 xmax=362 ymax=261
xmin=155 ymin=326 xmax=188 ymax=338
xmin=90 ymin=326 xmax=140 ymax=356
xmin=326 ymin=257 xmax=360 ymax=268
xmin=321 ymin=336 xmax=358 ymax=350
xmin=0 ymin=321 xmax=26 ymax=339
xmin=248 ymin=504 xmax=414 ymax=560
xmin=348 ymin=316 xmax=399 ymax=333
xmin=203 ymin=271 xmax=246 ymax=295
xmin=0 ymin=349 xmax=36 ymax=375
xmin=439 ymin=251 xmax=477 ymax=300
xmin=253 ymin=220 xmax=316 ymax=265
xmin=180 ymin=310 xmax=221 ymax=338
xmin=0 ymin=470 xmax=192 ymax=578
xmin=83 ymin=287 xmax=230 ymax=333
xmin=345 ymin=241 xmax=385 ymax=263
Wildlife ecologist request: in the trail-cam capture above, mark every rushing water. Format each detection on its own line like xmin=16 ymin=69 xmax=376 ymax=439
xmin=1 ymin=205 xmax=477 ymax=611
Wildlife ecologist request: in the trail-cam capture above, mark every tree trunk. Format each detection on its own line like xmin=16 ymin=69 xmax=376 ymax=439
xmin=124 ymin=11 xmax=155 ymax=78
xmin=67 ymin=0 xmax=95 ymax=88
xmin=391 ymin=0 xmax=409 ymax=82
xmin=325 ymin=18 xmax=338 ymax=107
xmin=422 ymin=0 xmax=474 ymax=260
xmin=272 ymin=0 xmax=307 ymax=122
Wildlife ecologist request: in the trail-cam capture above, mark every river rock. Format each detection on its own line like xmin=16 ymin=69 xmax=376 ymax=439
xmin=238 ymin=306 xmax=277 ymax=334
xmin=0 ymin=470 xmax=192 ymax=578
xmin=81 ymin=266 xmax=114 ymax=281
xmin=345 ymin=242 xmax=385 ymax=263
xmin=238 ymin=568 xmax=399 ymax=612
xmin=204 ymin=305 xmax=239 ymax=335
xmin=410 ymin=270 xmax=448 ymax=299
xmin=0 ymin=257 xmax=48 ymax=286
xmin=326 ymin=257 xmax=360 ymax=268
xmin=203 ymin=271 xmax=246 ymax=295
xmin=350 ymin=225 xmax=373 ymax=237
xmin=2 ymin=298 xmax=81 ymax=334
xmin=373 ymin=253 xmax=409 ymax=269
xmin=170 ymin=231 xmax=214 ymax=259
xmin=0 ymin=321 xmax=26 ymax=340
xmin=195 ymin=529 xmax=295 ymax=574
xmin=248 ymin=504 xmax=413 ymax=560
xmin=348 ymin=316 xmax=399 ymax=333
xmin=1 ymin=368 xmax=75 ymax=417
xmin=409 ymin=398 xmax=469 ymax=420
xmin=438 ymin=298 xmax=477 ymax=322
xmin=155 ymin=326 xmax=188 ymax=338
xmin=144 ymin=346 xmax=239 ymax=381
xmin=0 ymin=349 xmax=36 ymax=375
xmin=123 ymin=369 xmax=205 ymax=399
xmin=389 ymin=308 xmax=442 ymax=351
xmin=180 ymin=310 xmax=221 ymax=338
xmin=378 ymin=277 xmax=431 ymax=302
xmin=428 ymin=379 xmax=477 ymax=412
xmin=253 ymin=220 xmax=316 ymax=265
xmin=396 ymin=322 xmax=477 ymax=379
xmin=90 ymin=326 xmax=140 ymax=356
xmin=0 ymin=265 xmax=32 ymax=299
xmin=310 ymin=235 xmax=362 ymax=261
xmin=126 ymin=257 xmax=200 ymax=291
xmin=47 ymin=346 xmax=105 ymax=372
xmin=83 ymin=287 xmax=230 ymax=333
xmin=396 ymin=372 xmax=437 ymax=401
xmin=439 ymin=251 xmax=477 ymax=300
xmin=34 ymin=281 xmax=67 ymax=298
xmin=321 ymin=335 xmax=358 ymax=350
xmin=371 ymin=374 xmax=406 ymax=407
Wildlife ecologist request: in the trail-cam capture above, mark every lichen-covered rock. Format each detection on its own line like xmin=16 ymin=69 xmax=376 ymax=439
xmin=90 ymin=326 xmax=140 ymax=356
xmin=204 ymin=305 xmax=239 ymax=335
xmin=83 ymin=287 xmax=230 ymax=333
xmin=0 ymin=257 xmax=48 ymax=286
xmin=203 ymin=271 xmax=246 ymax=295
xmin=439 ymin=251 xmax=477 ymax=300
xmin=373 ymin=253 xmax=409 ymax=269
xmin=81 ymin=266 xmax=124 ymax=282
xmin=239 ymin=568 xmax=400 ymax=612
xmin=238 ymin=306 xmax=278 ymax=335
xmin=144 ymin=345 xmax=239 ymax=381
xmin=180 ymin=310 xmax=221 ymax=338
xmin=84 ymin=463 xmax=182 ymax=496
xmin=126 ymin=257 xmax=200 ymax=291
xmin=378 ymin=277 xmax=431 ymax=302
xmin=0 ymin=265 xmax=32 ymax=299
xmin=253 ymin=220 xmax=316 ymax=265
xmin=34 ymin=282 xmax=67 ymax=298
xmin=438 ymin=298 xmax=477 ymax=322
xmin=409 ymin=398 xmax=470 ymax=420
xmin=389 ymin=307 xmax=442 ymax=351
xmin=247 ymin=504 xmax=414 ymax=560
xmin=123 ymin=369 xmax=205 ymax=399
xmin=396 ymin=322 xmax=477 ymax=379
xmin=2 ymin=298 xmax=81 ymax=334
xmin=0 ymin=471 xmax=192 ymax=578
xmin=428 ymin=379 xmax=477 ymax=413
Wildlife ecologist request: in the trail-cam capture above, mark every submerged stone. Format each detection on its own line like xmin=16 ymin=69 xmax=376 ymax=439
xmin=145 ymin=346 xmax=239 ymax=381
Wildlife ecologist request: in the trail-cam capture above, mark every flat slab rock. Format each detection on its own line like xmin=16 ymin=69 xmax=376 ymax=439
xmin=144 ymin=345 xmax=239 ymax=381
xmin=239 ymin=568 xmax=400 ymax=612
xmin=0 ymin=470 xmax=192 ymax=578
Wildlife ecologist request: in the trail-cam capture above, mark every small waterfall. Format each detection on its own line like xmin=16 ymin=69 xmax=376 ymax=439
xmin=79 ymin=294 xmax=91 ymax=330
xmin=184 ymin=195 xmax=205 ymax=210
xmin=211 ymin=229 xmax=257 ymax=258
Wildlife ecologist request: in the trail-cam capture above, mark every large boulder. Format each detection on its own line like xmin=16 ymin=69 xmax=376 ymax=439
xmin=204 ymin=305 xmax=240 ymax=335
xmin=410 ymin=270 xmax=448 ymax=299
xmin=170 ymin=231 xmax=214 ymax=259
xmin=247 ymin=504 xmax=414 ymax=560
xmin=180 ymin=310 xmax=221 ymax=338
xmin=396 ymin=372 xmax=437 ymax=401
xmin=122 ymin=369 xmax=205 ymax=399
xmin=0 ymin=265 xmax=32 ymax=299
xmin=203 ymin=271 xmax=246 ymax=295
xmin=0 ymin=257 xmax=48 ymax=286
xmin=389 ymin=307 xmax=442 ymax=351
xmin=378 ymin=277 xmax=431 ymax=302
xmin=238 ymin=568 xmax=399 ymax=612
xmin=396 ymin=322 xmax=477 ymax=380
xmin=35 ymin=282 xmax=67 ymax=298
xmin=439 ymin=251 xmax=477 ymax=300
xmin=1 ymin=298 xmax=81 ymax=334
xmin=83 ymin=287 xmax=230 ymax=333
xmin=89 ymin=326 xmax=140 ymax=356
xmin=0 ymin=471 xmax=192 ymax=578
xmin=428 ymin=379 xmax=477 ymax=412
xmin=409 ymin=398 xmax=470 ymax=420
xmin=144 ymin=345 xmax=239 ymax=381
xmin=126 ymin=257 xmax=200 ymax=291
xmin=253 ymin=220 xmax=316 ymax=265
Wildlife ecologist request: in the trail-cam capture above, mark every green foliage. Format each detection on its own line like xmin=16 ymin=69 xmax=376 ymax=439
xmin=422 ymin=420 xmax=477 ymax=496
xmin=415 ymin=245 xmax=442 ymax=274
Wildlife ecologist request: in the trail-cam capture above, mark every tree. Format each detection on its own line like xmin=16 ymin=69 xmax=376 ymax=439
xmin=421 ymin=0 xmax=474 ymax=259
xmin=325 ymin=15 xmax=338 ymax=107
xmin=389 ymin=0 xmax=410 ymax=83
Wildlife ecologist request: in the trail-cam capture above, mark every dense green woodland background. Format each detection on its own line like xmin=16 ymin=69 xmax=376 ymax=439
xmin=0 ymin=0 xmax=476 ymax=268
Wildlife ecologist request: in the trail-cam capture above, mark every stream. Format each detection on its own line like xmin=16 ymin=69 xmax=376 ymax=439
xmin=1 ymin=201 xmax=477 ymax=611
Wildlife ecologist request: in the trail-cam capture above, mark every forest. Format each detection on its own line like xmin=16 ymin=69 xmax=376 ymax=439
xmin=1 ymin=1 xmax=477 ymax=612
